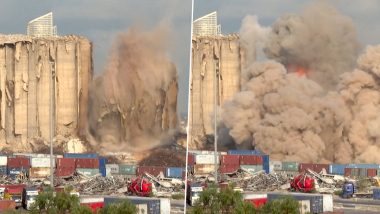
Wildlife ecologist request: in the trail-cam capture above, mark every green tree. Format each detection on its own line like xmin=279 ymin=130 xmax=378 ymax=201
xmin=189 ymin=184 xmax=300 ymax=214
xmin=98 ymin=200 xmax=138 ymax=214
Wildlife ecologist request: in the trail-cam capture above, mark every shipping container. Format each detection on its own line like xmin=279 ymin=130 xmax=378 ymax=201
xmin=76 ymin=168 xmax=100 ymax=177
xmin=219 ymin=164 xmax=239 ymax=174
xmin=0 ymin=156 xmax=7 ymax=166
xmin=7 ymin=157 xmax=30 ymax=168
xmin=136 ymin=166 xmax=166 ymax=177
xmin=346 ymin=163 xmax=380 ymax=169
xmin=105 ymin=164 xmax=119 ymax=176
xmin=262 ymin=155 xmax=270 ymax=174
xmin=367 ymin=169 xmax=377 ymax=177
xmin=31 ymin=157 xmax=55 ymax=168
xmin=227 ymin=150 xmax=264 ymax=155
xmin=64 ymin=153 xmax=98 ymax=159
xmin=99 ymin=157 xmax=107 ymax=177
xmin=282 ymin=162 xmax=299 ymax=171
xmin=195 ymin=154 xmax=219 ymax=165
xmin=267 ymin=192 xmax=323 ymax=214
xmin=243 ymin=193 xmax=267 ymax=208
xmin=29 ymin=167 xmax=51 ymax=178
xmin=373 ymin=188 xmax=380 ymax=200
xmin=7 ymin=167 xmax=28 ymax=178
xmin=0 ymin=166 xmax=7 ymax=175
xmin=240 ymin=165 xmax=263 ymax=174
xmin=322 ymin=194 xmax=333 ymax=212
xmin=188 ymin=150 xmax=226 ymax=155
xmin=299 ymin=163 xmax=329 ymax=173
xmin=104 ymin=196 xmax=161 ymax=214
xmin=56 ymin=158 xmax=76 ymax=168
xmin=239 ymin=155 xmax=262 ymax=165
xmin=329 ymin=164 xmax=346 ymax=175
xmin=220 ymin=155 xmax=240 ymax=165
xmin=119 ymin=165 xmax=137 ymax=175
xmin=270 ymin=161 xmax=282 ymax=172
xmin=377 ymin=169 xmax=380 ymax=177
xmin=75 ymin=158 xmax=99 ymax=168
xmin=0 ymin=200 xmax=16 ymax=211
xmin=193 ymin=164 xmax=216 ymax=175
xmin=187 ymin=153 xmax=195 ymax=166
xmin=166 ymin=167 xmax=184 ymax=178
xmin=56 ymin=167 xmax=75 ymax=177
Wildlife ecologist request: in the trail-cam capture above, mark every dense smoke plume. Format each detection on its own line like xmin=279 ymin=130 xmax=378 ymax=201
xmin=87 ymin=26 xmax=178 ymax=153
xmin=222 ymin=1 xmax=380 ymax=163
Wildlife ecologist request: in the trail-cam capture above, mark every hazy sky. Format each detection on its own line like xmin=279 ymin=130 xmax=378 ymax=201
xmin=2 ymin=1 xmax=380 ymax=115
xmin=194 ymin=0 xmax=380 ymax=46
xmin=0 ymin=0 xmax=192 ymax=114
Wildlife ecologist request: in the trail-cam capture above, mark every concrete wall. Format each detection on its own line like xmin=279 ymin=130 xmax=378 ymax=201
xmin=0 ymin=35 xmax=92 ymax=151
xmin=189 ymin=35 xmax=244 ymax=149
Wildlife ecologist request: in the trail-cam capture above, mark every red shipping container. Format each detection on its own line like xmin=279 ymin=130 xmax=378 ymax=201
xmin=240 ymin=155 xmax=261 ymax=165
xmin=137 ymin=166 xmax=166 ymax=177
xmin=220 ymin=155 xmax=240 ymax=165
xmin=7 ymin=157 xmax=30 ymax=168
xmin=81 ymin=202 xmax=104 ymax=213
xmin=299 ymin=163 xmax=329 ymax=173
xmin=57 ymin=158 xmax=76 ymax=168
xmin=344 ymin=168 xmax=352 ymax=177
xmin=56 ymin=167 xmax=75 ymax=177
xmin=187 ymin=154 xmax=195 ymax=166
xmin=219 ymin=164 xmax=240 ymax=174
xmin=5 ymin=184 xmax=26 ymax=195
xmin=75 ymin=158 xmax=99 ymax=168
xmin=244 ymin=198 xmax=267 ymax=208
xmin=367 ymin=169 xmax=377 ymax=177
xmin=0 ymin=200 xmax=16 ymax=211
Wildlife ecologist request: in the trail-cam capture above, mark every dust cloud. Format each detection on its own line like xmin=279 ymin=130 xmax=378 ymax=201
xmin=87 ymin=25 xmax=178 ymax=153
xmin=221 ymin=1 xmax=380 ymax=163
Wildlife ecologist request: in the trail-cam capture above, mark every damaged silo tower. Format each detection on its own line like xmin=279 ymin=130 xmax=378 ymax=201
xmin=189 ymin=35 xmax=245 ymax=149
xmin=0 ymin=35 xmax=92 ymax=151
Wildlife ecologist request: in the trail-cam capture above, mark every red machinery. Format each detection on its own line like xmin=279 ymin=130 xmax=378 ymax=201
xmin=128 ymin=177 xmax=152 ymax=197
xmin=290 ymin=174 xmax=315 ymax=193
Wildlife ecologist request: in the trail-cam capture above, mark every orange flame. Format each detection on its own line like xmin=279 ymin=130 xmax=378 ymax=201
xmin=287 ymin=64 xmax=308 ymax=77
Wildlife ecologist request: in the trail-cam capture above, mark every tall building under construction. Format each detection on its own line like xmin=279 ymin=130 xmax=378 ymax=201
xmin=193 ymin=11 xmax=221 ymax=36
xmin=27 ymin=12 xmax=57 ymax=37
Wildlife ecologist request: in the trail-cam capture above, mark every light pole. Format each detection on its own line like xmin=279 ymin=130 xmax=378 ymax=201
xmin=214 ymin=60 xmax=218 ymax=182
xmin=49 ymin=61 xmax=55 ymax=187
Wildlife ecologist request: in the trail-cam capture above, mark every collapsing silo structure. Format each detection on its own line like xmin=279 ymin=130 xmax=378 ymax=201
xmin=189 ymin=35 xmax=244 ymax=149
xmin=0 ymin=35 xmax=92 ymax=151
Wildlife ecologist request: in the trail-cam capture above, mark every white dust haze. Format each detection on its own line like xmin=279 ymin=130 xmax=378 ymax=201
xmin=87 ymin=25 xmax=178 ymax=153
xmin=222 ymin=1 xmax=380 ymax=163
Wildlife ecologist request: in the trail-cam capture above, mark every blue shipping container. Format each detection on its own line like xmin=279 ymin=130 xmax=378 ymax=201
xmin=262 ymin=155 xmax=270 ymax=174
xmin=7 ymin=167 xmax=29 ymax=179
xmin=329 ymin=164 xmax=346 ymax=175
xmin=0 ymin=166 xmax=6 ymax=175
xmin=373 ymin=188 xmax=380 ymax=200
xmin=166 ymin=167 xmax=184 ymax=178
xmin=99 ymin=157 xmax=107 ymax=177
xmin=227 ymin=150 xmax=264 ymax=155
xmin=63 ymin=153 xmax=98 ymax=159
xmin=104 ymin=197 xmax=160 ymax=214
xmin=346 ymin=164 xmax=380 ymax=169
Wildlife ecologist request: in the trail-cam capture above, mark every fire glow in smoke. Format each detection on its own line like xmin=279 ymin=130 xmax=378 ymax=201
xmin=87 ymin=25 xmax=178 ymax=153
xmin=222 ymin=1 xmax=380 ymax=163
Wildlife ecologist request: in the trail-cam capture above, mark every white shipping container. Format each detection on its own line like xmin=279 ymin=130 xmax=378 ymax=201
xmin=31 ymin=157 xmax=55 ymax=168
xmin=243 ymin=193 xmax=267 ymax=200
xmin=159 ymin=198 xmax=170 ymax=214
xmin=0 ymin=156 xmax=7 ymax=166
xmin=80 ymin=196 xmax=104 ymax=203
xmin=195 ymin=154 xmax=219 ymax=164
xmin=188 ymin=150 xmax=226 ymax=155
xmin=269 ymin=161 xmax=282 ymax=171
xmin=322 ymin=194 xmax=333 ymax=212
xmin=299 ymin=200 xmax=311 ymax=214
xmin=105 ymin=164 xmax=119 ymax=175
